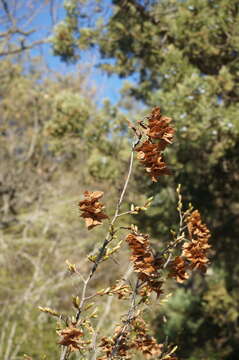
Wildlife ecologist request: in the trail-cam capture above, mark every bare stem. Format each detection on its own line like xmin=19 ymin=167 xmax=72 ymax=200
xmin=114 ymin=148 xmax=134 ymax=219
xmin=109 ymin=279 xmax=140 ymax=359
xmin=60 ymin=146 xmax=135 ymax=360
xmin=60 ymin=347 xmax=69 ymax=360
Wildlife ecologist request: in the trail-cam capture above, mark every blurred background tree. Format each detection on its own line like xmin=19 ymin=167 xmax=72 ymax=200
xmin=1 ymin=0 xmax=239 ymax=359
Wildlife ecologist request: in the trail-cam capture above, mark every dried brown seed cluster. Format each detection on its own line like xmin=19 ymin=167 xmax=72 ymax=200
xmin=182 ymin=210 xmax=211 ymax=272
xmin=146 ymin=106 xmax=174 ymax=146
xmin=57 ymin=326 xmax=84 ymax=352
xmin=135 ymin=107 xmax=175 ymax=182
xmin=125 ymin=232 xmax=163 ymax=297
xmin=186 ymin=209 xmax=211 ymax=243
xmin=169 ymin=256 xmax=189 ymax=283
xmin=169 ymin=210 xmax=211 ymax=282
xmin=98 ymin=318 xmax=163 ymax=359
xmin=79 ymin=191 xmax=108 ymax=230
xmin=136 ymin=141 xmax=171 ymax=181
xmin=98 ymin=328 xmax=130 ymax=360
xmin=131 ymin=318 xmax=163 ymax=358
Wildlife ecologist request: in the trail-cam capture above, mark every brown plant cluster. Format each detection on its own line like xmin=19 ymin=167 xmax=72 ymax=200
xmin=183 ymin=210 xmax=211 ymax=272
xmin=98 ymin=317 xmax=164 ymax=360
xmin=169 ymin=209 xmax=211 ymax=282
xmin=98 ymin=327 xmax=130 ymax=360
xmin=130 ymin=318 xmax=163 ymax=358
xmin=169 ymin=256 xmax=189 ymax=283
xmin=146 ymin=107 xmax=174 ymax=145
xmin=38 ymin=106 xmax=213 ymax=360
xmin=57 ymin=326 xmax=84 ymax=352
xmin=125 ymin=231 xmax=163 ymax=297
xmin=135 ymin=107 xmax=175 ymax=182
xmin=79 ymin=191 xmax=108 ymax=230
xmin=136 ymin=141 xmax=171 ymax=181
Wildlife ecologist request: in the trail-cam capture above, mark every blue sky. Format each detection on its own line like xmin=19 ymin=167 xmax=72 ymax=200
xmin=15 ymin=0 xmax=127 ymax=105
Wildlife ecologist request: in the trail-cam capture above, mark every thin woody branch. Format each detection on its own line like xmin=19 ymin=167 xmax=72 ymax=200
xmin=60 ymin=144 xmax=136 ymax=360
xmin=0 ymin=37 xmax=49 ymax=57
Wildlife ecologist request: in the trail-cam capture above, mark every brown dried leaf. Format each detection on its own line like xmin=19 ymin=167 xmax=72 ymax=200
xmin=57 ymin=326 xmax=84 ymax=352
xmin=79 ymin=191 xmax=108 ymax=230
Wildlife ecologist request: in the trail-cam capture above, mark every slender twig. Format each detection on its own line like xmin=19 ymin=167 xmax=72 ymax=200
xmin=1 ymin=0 xmax=16 ymax=26
xmin=114 ymin=148 xmax=135 ymax=219
xmin=0 ymin=28 xmax=35 ymax=38
xmin=60 ymin=145 xmax=136 ymax=360
xmin=76 ymin=147 xmax=135 ymax=315
xmin=0 ymin=38 xmax=49 ymax=57
xmin=109 ymin=279 xmax=140 ymax=359
xmin=116 ymin=210 xmax=134 ymax=218
xmin=91 ymin=265 xmax=134 ymax=360
xmin=60 ymin=347 xmax=69 ymax=360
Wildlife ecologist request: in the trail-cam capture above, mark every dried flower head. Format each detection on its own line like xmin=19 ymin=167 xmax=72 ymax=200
xmin=169 ymin=256 xmax=189 ymax=283
xmin=131 ymin=317 xmax=163 ymax=358
xmin=79 ymin=191 xmax=108 ymax=230
xmin=99 ymin=327 xmax=131 ymax=359
xmin=126 ymin=233 xmax=157 ymax=275
xmin=135 ymin=141 xmax=171 ymax=182
xmin=146 ymin=106 xmax=174 ymax=147
xmin=183 ymin=210 xmax=211 ymax=272
xmin=98 ymin=317 xmax=163 ymax=359
xmin=187 ymin=210 xmax=211 ymax=243
xmin=125 ymin=232 xmax=163 ymax=297
xmin=57 ymin=326 xmax=84 ymax=352
xmin=134 ymin=107 xmax=174 ymax=182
